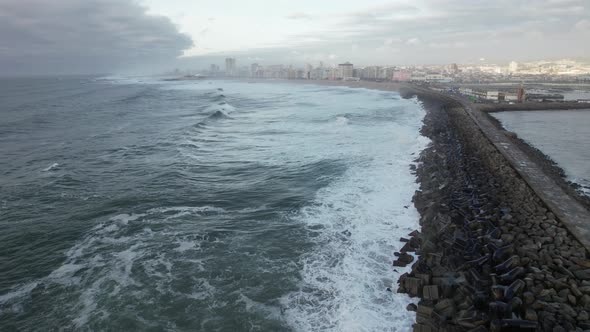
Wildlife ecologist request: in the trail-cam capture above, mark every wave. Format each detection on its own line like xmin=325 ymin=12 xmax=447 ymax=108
xmin=0 ymin=205 xmax=230 ymax=328
xmin=335 ymin=116 xmax=349 ymax=126
xmin=207 ymin=110 xmax=231 ymax=120
xmin=42 ymin=162 xmax=60 ymax=172
xmin=280 ymin=102 xmax=429 ymax=331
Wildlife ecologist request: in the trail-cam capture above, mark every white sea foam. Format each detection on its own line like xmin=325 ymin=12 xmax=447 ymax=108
xmin=42 ymin=162 xmax=60 ymax=171
xmin=0 ymin=205 xmax=221 ymax=327
xmin=280 ymin=94 xmax=429 ymax=331
xmin=335 ymin=116 xmax=349 ymax=126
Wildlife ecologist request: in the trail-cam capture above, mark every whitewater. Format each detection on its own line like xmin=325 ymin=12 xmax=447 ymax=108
xmin=0 ymin=77 xmax=428 ymax=331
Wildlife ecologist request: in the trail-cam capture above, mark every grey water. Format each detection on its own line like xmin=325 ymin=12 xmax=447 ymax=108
xmin=492 ymin=110 xmax=590 ymax=196
xmin=0 ymin=76 xmax=427 ymax=331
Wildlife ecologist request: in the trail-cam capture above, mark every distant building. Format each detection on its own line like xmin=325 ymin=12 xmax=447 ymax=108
xmin=411 ymin=71 xmax=427 ymax=82
xmin=509 ymin=61 xmax=519 ymax=73
xmin=517 ymin=86 xmax=525 ymax=103
xmin=304 ymin=64 xmax=313 ymax=79
xmin=485 ymin=91 xmax=500 ymax=101
xmin=209 ymin=64 xmax=220 ymax=77
xmin=250 ymin=63 xmax=259 ymax=77
xmin=362 ymin=66 xmax=381 ymax=80
xmin=338 ymin=62 xmax=354 ymax=79
xmin=392 ymin=70 xmax=411 ymax=81
xmin=225 ymin=58 xmax=236 ymax=77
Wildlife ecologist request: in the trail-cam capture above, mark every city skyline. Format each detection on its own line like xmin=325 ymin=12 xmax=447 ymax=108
xmin=1 ymin=0 xmax=590 ymax=75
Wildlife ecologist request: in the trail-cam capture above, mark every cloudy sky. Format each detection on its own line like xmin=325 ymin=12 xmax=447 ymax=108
xmin=1 ymin=0 xmax=589 ymax=75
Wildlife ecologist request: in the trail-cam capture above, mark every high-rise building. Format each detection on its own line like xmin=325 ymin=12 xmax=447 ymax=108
xmin=250 ymin=63 xmax=259 ymax=77
xmin=509 ymin=61 xmax=519 ymax=73
xmin=338 ymin=62 xmax=353 ymax=79
xmin=304 ymin=63 xmax=313 ymax=79
xmin=517 ymin=85 xmax=525 ymax=103
xmin=225 ymin=58 xmax=236 ymax=77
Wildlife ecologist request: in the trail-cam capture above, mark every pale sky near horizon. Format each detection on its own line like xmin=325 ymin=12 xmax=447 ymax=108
xmin=0 ymin=0 xmax=589 ymax=74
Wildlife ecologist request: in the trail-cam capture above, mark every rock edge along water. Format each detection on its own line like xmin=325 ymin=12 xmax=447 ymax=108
xmin=249 ymin=79 xmax=590 ymax=330
xmin=396 ymin=88 xmax=590 ymax=332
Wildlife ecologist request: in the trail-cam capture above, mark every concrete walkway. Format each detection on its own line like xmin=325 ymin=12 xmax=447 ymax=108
xmin=462 ymin=102 xmax=590 ymax=252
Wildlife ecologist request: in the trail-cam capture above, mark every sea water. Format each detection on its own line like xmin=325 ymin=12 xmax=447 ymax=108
xmin=493 ymin=110 xmax=590 ymax=196
xmin=0 ymin=77 xmax=428 ymax=331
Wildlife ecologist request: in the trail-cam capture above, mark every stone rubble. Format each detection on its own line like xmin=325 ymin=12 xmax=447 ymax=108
xmin=395 ymin=93 xmax=590 ymax=332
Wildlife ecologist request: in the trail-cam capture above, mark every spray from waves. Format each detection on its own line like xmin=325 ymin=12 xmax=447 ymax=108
xmin=335 ymin=116 xmax=349 ymax=126
xmin=281 ymin=118 xmax=429 ymax=332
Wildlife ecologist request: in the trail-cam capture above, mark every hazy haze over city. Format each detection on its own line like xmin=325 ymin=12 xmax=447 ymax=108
xmin=1 ymin=0 xmax=590 ymax=75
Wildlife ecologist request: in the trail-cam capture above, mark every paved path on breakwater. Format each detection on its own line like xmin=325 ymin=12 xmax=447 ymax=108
xmin=463 ymin=100 xmax=590 ymax=252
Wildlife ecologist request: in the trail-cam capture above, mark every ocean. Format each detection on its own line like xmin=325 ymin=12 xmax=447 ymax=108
xmin=492 ymin=110 xmax=590 ymax=196
xmin=0 ymin=76 xmax=428 ymax=331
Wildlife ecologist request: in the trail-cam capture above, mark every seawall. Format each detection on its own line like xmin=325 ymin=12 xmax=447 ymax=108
xmin=478 ymin=102 xmax=590 ymax=113
xmin=396 ymin=87 xmax=590 ymax=331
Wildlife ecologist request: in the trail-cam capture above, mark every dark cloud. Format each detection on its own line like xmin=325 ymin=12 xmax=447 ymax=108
xmin=0 ymin=0 xmax=193 ymax=75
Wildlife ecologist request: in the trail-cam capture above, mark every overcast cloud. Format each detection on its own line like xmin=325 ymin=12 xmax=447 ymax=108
xmin=1 ymin=0 xmax=589 ymax=75
xmin=173 ymin=0 xmax=590 ymax=68
xmin=0 ymin=0 xmax=192 ymax=75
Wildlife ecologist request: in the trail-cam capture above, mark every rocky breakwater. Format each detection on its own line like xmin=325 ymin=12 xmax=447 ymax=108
xmin=394 ymin=92 xmax=590 ymax=332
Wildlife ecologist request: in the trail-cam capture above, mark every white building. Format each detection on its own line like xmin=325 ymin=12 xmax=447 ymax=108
xmin=338 ymin=62 xmax=354 ymax=79
xmin=485 ymin=91 xmax=500 ymax=101
xmin=225 ymin=58 xmax=237 ymax=77
xmin=509 ymin=61 xmax=519 ymax=73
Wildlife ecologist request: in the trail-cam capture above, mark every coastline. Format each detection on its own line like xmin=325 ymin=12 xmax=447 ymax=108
xmin=256 ymin=79 xmax=590 ymax=330
xmin=400 ymin=93 xmax=590 ymax=331
xmin=483 ymin=111 xmax=590 ymax=211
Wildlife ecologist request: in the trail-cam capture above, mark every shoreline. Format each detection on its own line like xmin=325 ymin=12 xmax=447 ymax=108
xmin=399 ymin=93 xmax=590 ymax=331
xmin=256 ymin=79 xmax=590 ymax=330
xmin=483 ymin=112 xmax=590 ymax=211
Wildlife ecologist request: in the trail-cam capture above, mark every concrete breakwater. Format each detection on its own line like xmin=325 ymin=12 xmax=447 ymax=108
xmin=478 ymin=102 xmax=590 ymax=113
xmin=396 ymin=91 xmax=590 ymax=331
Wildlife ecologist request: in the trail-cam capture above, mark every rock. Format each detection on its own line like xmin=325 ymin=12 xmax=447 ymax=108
xmin=393 ymin=253 xmax=414 ymax=267
xmin=578 ymin=310 xmax=589 ymax=321
xmin=559 ymin=304 xmax=577 ymax=318
xmin=404 ymin=277 xmax=423 ymax=297
xmin=423 ymin=285 xmax=440 ymax=301
xmin=523 ymin=292 xmax=535 ymax=305
xmin=412 ymin=324 xmax=435 ymax=332
xmin=416 ymin=305 xmax=433 ymax=324
xmin=416 ymin=273 xmax=431 ymax=285
xmin=568 ymin=294 xmax=577 ymax=305
xmin=571 ymin=284 xmax=583 ymax=297
xmin=434 ymin=298 xmax=455 ymax=319
xmin=574 ymin=269 xmax=590 ymax=280
xmin=406 ymin=303 xmax=417 ymax=312
xmin=525 ymin=308 xmax=538 ymax=321
xmin=572 ymin=258 xmax=590 ymax=268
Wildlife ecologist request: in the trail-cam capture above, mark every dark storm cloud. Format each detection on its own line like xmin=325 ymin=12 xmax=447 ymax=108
xmin=0 ymin=0 xmax=193 ymax=75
